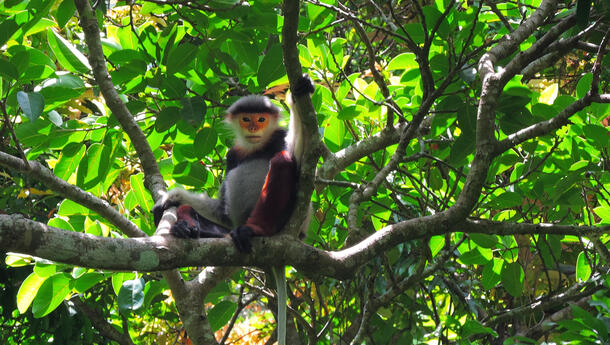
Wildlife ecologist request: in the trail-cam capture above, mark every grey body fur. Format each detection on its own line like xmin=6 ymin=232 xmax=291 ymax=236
xmin=223 ymin=159 xmax=270 ymax=226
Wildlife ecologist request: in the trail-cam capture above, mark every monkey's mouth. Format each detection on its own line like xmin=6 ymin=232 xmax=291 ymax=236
xmin=246 ymin=135 xmax=262 ymax=142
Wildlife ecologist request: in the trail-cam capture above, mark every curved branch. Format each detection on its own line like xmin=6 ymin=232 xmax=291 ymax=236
xmin=0 ymin=151 xmax=145 ymax=238
xmin=70 ymin=296 xmax=135 ymax=345
xmin=318 ymin=124 xmax=405 ymax=179
xmin=494 ymin=96 xmax=592 ymax=154
xmin=74 ymin=0 xmax=165 ymax=201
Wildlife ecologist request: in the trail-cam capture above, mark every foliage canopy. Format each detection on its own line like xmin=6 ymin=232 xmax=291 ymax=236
xmin=1 ymin=0 xmax=610 ymax=344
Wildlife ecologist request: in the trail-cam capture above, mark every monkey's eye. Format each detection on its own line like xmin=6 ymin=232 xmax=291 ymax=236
xmin=242 ymin=117 xmax=250 ymax=122
xmin=258 ymin=117 xmax=266 ymax=123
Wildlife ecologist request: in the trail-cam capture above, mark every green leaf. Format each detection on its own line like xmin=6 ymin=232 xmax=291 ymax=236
xmin=386 ymin=53 xmax=417 ymax=71
xmin=257 ymin=44 xmax=285 ymax=87
xmin=155 ymin=106 xmax=180 ymax=132
xmin=448 ymin=134 xmax=475 ymax=165
xmin=456 ymin=104 xmax=476 ymax=136
xmin=323 ymin=116 xmax=346 ymax=150
xmin=48 ymin=217 xmax=75 ymax=231
xmin=568 ymin=160 xmax=589 ymax=171
xmin=112 ymin=272 xmax=136 ymax=295
xmin=470 ymin=234 xmax=498 ymax=249
xmin=17 ymin=91 xmax=45 ymax=121
xmin=582 ymin=124 xmax=609 ymax=148
xmin=54 ymin=142 xmax=86 ymax=181
xmin=108 ymin=49 xmax=147 ymax=64
xmin=5 ymin=255 xmax=31 ymax=267
xmin=486 ymin=192 xmax=523 ymax=210
xmin=593 ymin=204 xmax=610 ymax=223
xmin=34 ymin=262 xmax=58 ymax=277
xmin=77 ymin=143 xmax=104 ymax=190
xmin=130 ymin=173 xmax=153 ymax=213
xmin=47 ymin=29 xmax=91 ymax=74
xmin=461 ymin=319 xmax=498 ymax=338
xmin=17 ymin=273 xmax=47 ymax=314
xmin=118 ymin=278 xmax=145 ymax=313
xmin=55 ymin=0 xmax=76 ymax=28
xmin=180 ymin=97 xmax=206 ymax=127
xmin=194 ymin=127 xmax=218 ymax=158
xmin=47 ymin=110 xmax=63 ymax=127
xmin=0 ymin=19 xmax=19 ymax=48
xmin=0 ymin=58 xmax=19 ymax=81
xmin=481 ymin=259 xmax=502 ymax=290
xmin=429 ymin=236 xmax=445 ymax=257
xmin=532 ymin=103 xmax=557 ymax=120
xmin=576 ymin=73 xmax=593 ymax=99
xmin=143 ymin=280 xmax=168 ymax=307
xmin=32 ymin=273 xmax=72 ymax=318
xmin=167 ymin=43 xmax=198 ymax=74
xmin=501 ymin=262 xmax=524 ymax=297
xmin=576 ymin=251 xmax=591 ymax=282
xmin=459 ymin=248 xmax=491 ymax=265
xmin=161 ymin=76 xmax=186 ymax=98
xmin=205 ymin=282 xmax=231 ymax=304
xmin=337 ymin=105 xmax=363 ymax=120
xmin=58 ymin=199 xmax=92 ymax=216
xmin=208 ymin=300 xmax=238 ymax=331
xmin=403 ymin=23 xmax=425 ymax=44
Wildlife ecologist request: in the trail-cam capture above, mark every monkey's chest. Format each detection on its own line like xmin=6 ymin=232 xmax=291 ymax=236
xmin=223 ymin=158 xmax=270 ymax=226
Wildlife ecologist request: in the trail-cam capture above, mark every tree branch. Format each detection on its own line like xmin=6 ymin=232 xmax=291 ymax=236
xmin=3 ymin=214 xmax=606 ymax=280
xmin=74 ymin=0 xmax=165 ymax=201
xmin=70 ymin=296 xmax=135 ymax=345
xmin=0 ymin=151 xmax=145 ymax=238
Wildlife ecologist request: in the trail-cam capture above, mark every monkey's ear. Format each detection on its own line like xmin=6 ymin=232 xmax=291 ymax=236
xmin=293 ymin=74 xmax=315 ymax=97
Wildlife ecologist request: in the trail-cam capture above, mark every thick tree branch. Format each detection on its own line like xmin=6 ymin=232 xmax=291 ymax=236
xmin=74 ymin=0 xmax=165 ymax=201
xmin=282 ymin=0 xmax=320 ymax=237
xmin=3 ymin=214 xmax=607 ymax=280
xmin=500 ymin=14 xmax=577 ymax=85
xmin=478 ymin=0 xmax=558 ymax=80
xmin=74 ymin=2 xmax=217 ymax=343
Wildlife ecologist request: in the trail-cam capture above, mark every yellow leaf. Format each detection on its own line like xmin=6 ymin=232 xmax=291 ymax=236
xmin=539 ymin=83 xmax=558 ymax=105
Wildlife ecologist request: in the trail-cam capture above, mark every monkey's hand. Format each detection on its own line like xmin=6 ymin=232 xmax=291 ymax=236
xmin=153 ymin=198 xmax=180 ymax=227
xmin=152 ymin=189 xmax=193 ymax=226
xmin=230 ymin=226 xmax=255 ymax=253
xmin=294 ymin=74 xmax=315 ymax=97
xmin=170 ymin=220 xmax=201 ymax=239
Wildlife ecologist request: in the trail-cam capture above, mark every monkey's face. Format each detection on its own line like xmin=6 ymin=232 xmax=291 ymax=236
xmin=236 ymin=113 xmax=276 ymax=143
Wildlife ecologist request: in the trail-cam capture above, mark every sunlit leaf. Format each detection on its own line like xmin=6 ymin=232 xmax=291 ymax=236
xmin=130 ymin=173 xmax=153 ymax=213
xmin=47 ymin=29 xmax=91 ymax=74
xmin=54 ymin=142 xmax=86 ymax=181
xmin=539 ymin=83 xmax=558 ymax=105
xmin=32 ymin=273 xmax=72 ymax=318
xmin=208 ymin=300 xmax=237 ymax=331
xmin=17 ymin=273 xmax=47 ymax=314
xmin=576 ymin=251 xmax=592 ymax=282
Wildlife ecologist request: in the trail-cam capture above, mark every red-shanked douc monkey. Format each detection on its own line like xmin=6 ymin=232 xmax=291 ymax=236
xmin=152 ymin=75 xmax=314 ymax=252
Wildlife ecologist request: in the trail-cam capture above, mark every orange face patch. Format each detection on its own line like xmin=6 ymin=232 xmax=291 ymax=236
xmin=237 ymin=113 xmax=271 ymax=133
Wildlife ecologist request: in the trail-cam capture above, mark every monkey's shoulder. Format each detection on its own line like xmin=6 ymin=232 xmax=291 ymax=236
xmin=226 ymin=129 xmax=288 ymax=170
